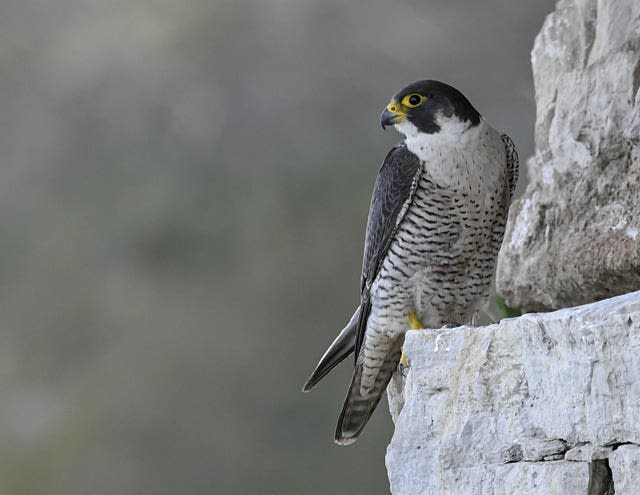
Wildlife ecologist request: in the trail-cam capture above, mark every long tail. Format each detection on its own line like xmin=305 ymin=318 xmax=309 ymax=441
xmin=302 ymin=307 xmax=359 ymax=392
xmin=334 ymin=334 xmax=404 ymax=445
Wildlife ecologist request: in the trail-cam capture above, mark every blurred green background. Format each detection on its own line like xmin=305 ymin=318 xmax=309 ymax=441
xmin=0 ymin=1 xmax=554 ymax=493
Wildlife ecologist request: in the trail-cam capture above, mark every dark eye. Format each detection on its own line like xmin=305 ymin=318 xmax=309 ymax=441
xmin=402 ymin=93 xmax=424 ymax=108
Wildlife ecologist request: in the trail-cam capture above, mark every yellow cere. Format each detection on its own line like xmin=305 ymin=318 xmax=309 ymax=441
xmin=386 ymin=101 xmax=407 ymax=116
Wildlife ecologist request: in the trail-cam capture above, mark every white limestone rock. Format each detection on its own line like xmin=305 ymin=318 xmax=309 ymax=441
xmin=496 ymin=0 xmax=640 ymax=312
xmin=494 ymin=461 xmax=589 ymax=495
xmin=609 ymin=444 xmax=640 ymax=494
xmin=386 ymin=291 xmax=640 ymax=494
xmin=564 ymin=443 xmax=613 ymax=461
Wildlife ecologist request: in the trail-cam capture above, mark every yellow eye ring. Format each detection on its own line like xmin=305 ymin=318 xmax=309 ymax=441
xmin=402 ymin=93 xmax=425 ymax=108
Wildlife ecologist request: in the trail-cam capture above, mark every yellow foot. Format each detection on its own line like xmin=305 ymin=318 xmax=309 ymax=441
xmin=408 ymin=312 xmax=425 ymax=330
xmin=400 ymin=313 xmax=425 ymax=375
xmin=400 ymin=353 xmax=409 ymax=368
xmin=399 ymin=352 xmax=409 ymax=375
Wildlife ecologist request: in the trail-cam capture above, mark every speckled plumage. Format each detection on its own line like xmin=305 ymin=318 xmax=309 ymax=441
xmin=303 ymin=80 xmax=519 ymax=445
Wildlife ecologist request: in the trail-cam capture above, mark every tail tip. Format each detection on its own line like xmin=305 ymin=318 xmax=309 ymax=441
xmin=301 ymin=373 xmax=319 ymax=393
xmin=334 ymin=422 xmax=361 ymax=445
xmin=334 ymin=434 xmax=358 ymax=446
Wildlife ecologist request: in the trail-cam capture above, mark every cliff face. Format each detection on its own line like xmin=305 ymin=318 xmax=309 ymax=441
xmin=496 ymin=0 xmax=640 ymax=312
xmin=386 ymin=1 xmax=640 ymax=492
xmin=386 ymin=292 xmax=640 ymax=494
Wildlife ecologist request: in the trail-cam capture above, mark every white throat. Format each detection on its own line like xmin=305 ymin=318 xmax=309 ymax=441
xmin=393 ymin=120 xmax=421 ymax=138
xmin=398 ymin=118 xmax=489 ymax=187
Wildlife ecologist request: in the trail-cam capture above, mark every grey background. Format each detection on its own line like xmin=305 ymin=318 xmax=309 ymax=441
xmin=0 ymin=0 xmax=554 ymax=493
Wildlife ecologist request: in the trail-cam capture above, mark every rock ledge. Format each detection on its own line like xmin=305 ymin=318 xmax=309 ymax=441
xmin=386 ymin=290 xmax=640 ymax=494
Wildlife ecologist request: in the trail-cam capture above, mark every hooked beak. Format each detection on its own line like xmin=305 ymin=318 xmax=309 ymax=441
xmin=380 ymin=102 xmax=406 ymax=129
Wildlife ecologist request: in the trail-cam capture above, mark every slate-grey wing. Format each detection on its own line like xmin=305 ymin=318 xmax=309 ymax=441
xmin=334 ymin=143 xmax=422 ymax=444
xmin=500 ymin=133 xmax=519 ymax=199
xmin=302 ymin=145 xmax=421 ymax=395
xmin=354 ymin=145 xmax=422 ymax=360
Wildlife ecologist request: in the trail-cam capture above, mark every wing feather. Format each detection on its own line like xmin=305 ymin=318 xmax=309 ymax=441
xmin=354 ymin=144 xmax=422 ymax=359
xmin=500 ymin=133 xmax=519 ymax=199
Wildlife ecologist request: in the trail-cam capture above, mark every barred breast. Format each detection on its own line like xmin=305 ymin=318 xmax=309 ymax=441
xmin=362 ymin=122 xmax=508 ymax=385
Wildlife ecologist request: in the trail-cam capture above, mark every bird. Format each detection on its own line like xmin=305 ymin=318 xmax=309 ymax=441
xmin=303 ymin=80 xmax=519 ymax=445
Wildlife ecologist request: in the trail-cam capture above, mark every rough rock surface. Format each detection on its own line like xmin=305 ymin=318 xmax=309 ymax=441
xmin=496 ymin=0 xmax=640 ymax=311
xmin=386 ymin=291 xmax=640 ymax=494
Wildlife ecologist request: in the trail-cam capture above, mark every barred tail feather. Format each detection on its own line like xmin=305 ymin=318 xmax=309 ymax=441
xmin=334 ymin=335 xmax=404 ymax=445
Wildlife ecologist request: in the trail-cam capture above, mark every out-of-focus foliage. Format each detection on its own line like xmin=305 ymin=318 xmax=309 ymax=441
xmin=0 ymin=0 xmax=553 ymax=493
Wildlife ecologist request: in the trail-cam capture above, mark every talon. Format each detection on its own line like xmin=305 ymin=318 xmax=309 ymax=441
xmin=442 ymin=322 xmax=461 ymax=329
xmin=408 ymin=312 xmax=425 ymax=330
xmin=399 ymin=353 xmax=409 ymax=375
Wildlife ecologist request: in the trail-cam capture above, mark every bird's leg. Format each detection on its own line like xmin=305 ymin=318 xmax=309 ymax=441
xmin=399 ymin=312 xmax=426 ymax=374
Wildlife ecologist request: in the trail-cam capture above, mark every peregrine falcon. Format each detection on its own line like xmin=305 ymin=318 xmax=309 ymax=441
xmin=303 ymin=80 xmax=519 ymax=445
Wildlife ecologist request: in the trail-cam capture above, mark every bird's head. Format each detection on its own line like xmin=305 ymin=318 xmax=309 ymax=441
xmin=380 ymin=80 xmax=481 ymax=138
